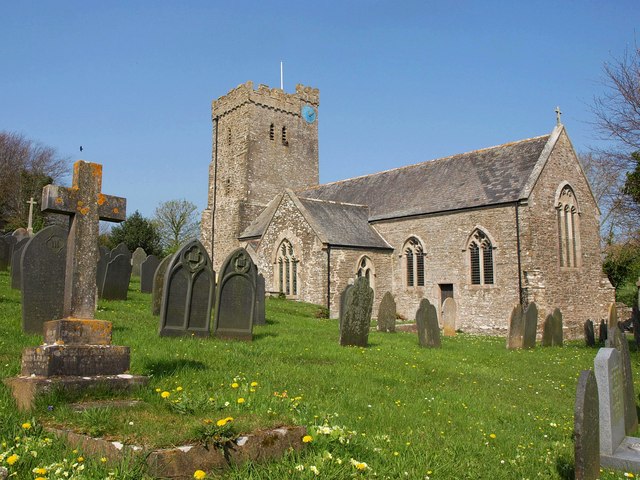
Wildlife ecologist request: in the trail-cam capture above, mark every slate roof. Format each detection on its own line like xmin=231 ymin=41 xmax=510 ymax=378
xmin=300 ymin=133 xmax=552 ymax=221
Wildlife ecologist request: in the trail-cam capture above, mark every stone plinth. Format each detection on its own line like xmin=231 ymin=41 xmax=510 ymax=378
xmin=44 ymin=318 xmax=112 ymax=345
xmin=20 ymin=344 xmax=130 ymax=377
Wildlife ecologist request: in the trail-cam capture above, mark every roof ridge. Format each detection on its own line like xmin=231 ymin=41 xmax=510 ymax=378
xmin=298 ymin=196 xmax=368 ymax=208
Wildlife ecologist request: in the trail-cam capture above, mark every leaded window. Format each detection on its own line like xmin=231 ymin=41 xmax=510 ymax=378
xmin=404 ymin=237 xmax=425 ymax=287
xmin=556 ymin=185 xmax=580 ymax=268
xmin=468 ymin=229 xmax=494 ymax=286
xmin=277 ymin=239 xmax=298 ymax=296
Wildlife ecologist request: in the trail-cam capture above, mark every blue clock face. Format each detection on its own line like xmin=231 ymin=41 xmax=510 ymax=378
xmin=301 ymin=105 xmax=317 ymax=124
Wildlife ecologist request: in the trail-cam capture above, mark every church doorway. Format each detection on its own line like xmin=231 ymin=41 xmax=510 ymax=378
xmin=439 ymin=284 xmax=453 ymax=306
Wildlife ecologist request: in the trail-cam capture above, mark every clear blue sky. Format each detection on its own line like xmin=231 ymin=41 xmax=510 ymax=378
xmin=2 ymin=1 xmax=638 ymax=219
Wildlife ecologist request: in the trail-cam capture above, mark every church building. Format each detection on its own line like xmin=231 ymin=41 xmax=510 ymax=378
xmin=200 ymin=81 xmax=614 ymax=336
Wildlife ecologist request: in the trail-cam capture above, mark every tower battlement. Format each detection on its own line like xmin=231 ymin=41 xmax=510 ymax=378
xmin=212 ymin=81 xmax=319 ymax=119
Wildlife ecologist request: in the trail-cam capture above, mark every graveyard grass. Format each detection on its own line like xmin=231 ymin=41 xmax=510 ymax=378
xmin=0 ymin=271 xmax=639 ymax=479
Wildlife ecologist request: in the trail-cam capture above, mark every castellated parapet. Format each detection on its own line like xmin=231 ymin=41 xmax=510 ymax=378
xmin=212 ymin=81 xmax=320 ymax=120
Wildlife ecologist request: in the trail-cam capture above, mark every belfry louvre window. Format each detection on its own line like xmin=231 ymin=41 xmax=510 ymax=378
xmin=468 ymin=229 xmax=494 ymax=286
xmin=404 ymin=237 xmax=425 ymax=287
xmin=269 ymin=123 xmax=275 ymax=140
xmin=282 ymin=126 xmax=288 ymax=146
xmin=277 ymin=239 xmax=298 ymax=296
xmin=556 ymin=185 xmax=580 ymax=268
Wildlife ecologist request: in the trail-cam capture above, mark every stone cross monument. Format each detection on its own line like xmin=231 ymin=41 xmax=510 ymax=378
xmin=4 ymin=160 xmax=147 ymax=410
xmin=26 ymin=197 xmax=37 ymax=236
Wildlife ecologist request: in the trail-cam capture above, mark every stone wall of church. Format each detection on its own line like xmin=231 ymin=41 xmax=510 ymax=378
xmin=518 ymin=130 xmax=614 ymax=337
xmin=371 ymin=204 xmax=522 ymax=334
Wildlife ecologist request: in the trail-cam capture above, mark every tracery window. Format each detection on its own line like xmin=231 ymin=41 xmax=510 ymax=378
xmin=557 ymin=185 xmax=580 ymax=268
xmin=468 ymin=229 xmax=494 ymax=285
xmin=356 ymin=256 xmax=375 ymax=291
xmin=277 ymin=239 xmax=298 ymax=296
xmin=404 ymin=237 xmax=425 ymax=287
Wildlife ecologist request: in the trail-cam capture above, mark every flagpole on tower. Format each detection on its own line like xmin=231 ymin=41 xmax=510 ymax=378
xmin=280 ymin=61 xmax=284 ymax=90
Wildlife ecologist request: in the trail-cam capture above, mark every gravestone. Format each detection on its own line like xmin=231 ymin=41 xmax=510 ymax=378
xmin=608 ymin=303 xmax=618 ymax=331
xmin=96 ymin=246 xmax=111 ymax=292
xmin=20 ymin=226 xmax=67 ymax=334
xmin=140 ymin=254 xmax=160 ymax=293
xmin=416 ymin=298 xmax=441 ymax=348
xmin=131 ymin=247 xmax=147 ymax=277
xmin=442 ymin=297 xmax=457 ymax=337
xmin=594 ymin=348 xmax=640 ymax=471
xmin=542 ymin=308 xmax=563 ymax=347
xmin=574 ymin=369 xmax=600 ymax=480
xmin=598 ymin=320 xmax=608 ymax=345
xmin=3 ymin=160 xmax=147 ymax=411
xmin=12 ymin=227 xmax=29 ymax=242
xmin=339 ymin=281 xmax=354 ymax=331
xmin=0 ymin=235 xmax=10 ymax=271
xmin=584 ymin=320 xmax=596 ymax=347
xmin=606 ymin=328 xmax=639 ymax=435
xmin=160 ymin=239 xmax=215 ymax=337
xmin=507 ymin=304 xmax=525 ymax=349
xmin=101 ymin=254 xmax=132 ymax=300
xmin=338 ymin=276 xmax=374 ymax=347
xmin=254 ymin=273 xmax=266 ymax=326
xmin=376 ymin=291 xmax=396 ymax=333
xmin=152 ymin=254 xmax=172 ymax=316
xmin=112 ymin=242 xmax=130 ymax=258
xmin=5 ymin=234 xmax=17 ymax=268
xmin=213 ymin=248 xmax=256 ymax=340
xmin=522 ymin=302 xmax=538 ymax=349
xmin=10 ymin=238 xmax=29 ymax=290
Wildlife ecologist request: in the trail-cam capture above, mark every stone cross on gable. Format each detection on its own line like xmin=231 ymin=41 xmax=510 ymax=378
xmin=42 ymin=160 xmax=126 ymax=319
xmin=26 ymin=197 xmax=37 ymax=235
xmin=555 ymin=106 xmax=562 ymax=126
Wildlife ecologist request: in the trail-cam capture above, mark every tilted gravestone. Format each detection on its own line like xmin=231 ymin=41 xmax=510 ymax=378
xmin=10 ymin=238 xmax=29 ymax=290
xmin=213 ymin=248 xmax=256 ymax=340
xmin=584 ymin=320 xmax=596 ymax=347
xmin=20 ymin=226 xmax=68 ymax=334
xmin=254 ymin=273 xmax=266 ymax=326
xmin=140 ymin=254 xmax=160 ymax=294
xmin=416 ymin=298 xmax=441 ymax=348
xmin=507 ymin=304 xmax=525 ymax=349
xmin=574 ymin=369 xmax=600 ymax=480
xmin=0 ymin=235 xmax=11 ymax=271
xmin=101 ymin=254 xmax=132 ymax=300
xmin=542 ymin=308 xmax=563 ymax=347
xmin=598 ymin=319 xmax=608 ymax=345
xmin=605 ymin=328 xmax=639 ymax=435
xmin=376 ymin=291 xmax=396 ymax=333
xmin=96 ymin=246 xmax=111 ymax=293
xmin=112 ymin=242 xmax=130 ymax=258
xmin=522 ymin=302 xmax=538 ymax=349
xmin=152 ymin=254 xmax=172 ymax=316
xmin=160 ymin=239 xmax=215 ymax=337
xmin=339 ymin=281 xmax=354 ymax=332
xmin=131 ymin=247 xmax=147 ymax=277
xmin=594 ymin=348 xmax=640 ymax=471
xmin=607 ymin=303 xmax=618 ymax=331
xmin=339 ymin=276 xmax=374 ymax=347
xmin=442 ymin=297 xmax=457 ymax=337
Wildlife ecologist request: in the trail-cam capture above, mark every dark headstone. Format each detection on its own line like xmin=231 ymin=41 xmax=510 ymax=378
xmin=574 ymin=369 xmax=600 ymax=480
xmin=0 ymin=235 xmax=10 ymax=271
xmin=376 ymin=291 xmax=396 ymax=333
xmin=254 ymin=273 xmax=266 ymax=326
xmin=339 ymin=276 xmax=374 ymax=347
xmin=416 ymin=298 xmax=441 ymax=348
xmin=598 ymin=319 xmax=607 ymax=345
xmin=339 ymin=282 xmax=354 ymax=331
xmin=605 ymin=328 xmax=639 ymax=435
xmin=152 ymin=254 xmax=172 ymax=316
xmin=213 ymin=248 xmax=256 ymax=340
xmin=20 ymin=226 xmax=67 ymax=334
xmin=542 ymin=308 xmax=563 ymax=347
xmin=12 ymin=228 xmax=29 ymax=242
xmin=160 ymin=240 xmax=215 ymax=337
xmin=4 ymin=234 xmax=17 ymax=269
xmin=584 ymin=320 xmax=596 ymax=347
xmin=112 ymin=242 xmax=130 ymax=258
xmin=10 ymin=238 xmax=29 ymax=290
xmin=507 ymin=304 xmax=525 ymax=349
xmin=101 ymin=254 xmax=132 ymax=300
xmin=522 ymin=302 xmax=538 ymax=349
xmin=633 ymin=311 xmax=640 ymax=350
xmin=442 ymin=297 xmax=457 ymax=337
xmin=131 ymin=247 xmax=147 ymax=277
xmin=96 ymin=246 xmax=111 ymax=295
xmin=140 ymin=255 xmax=161 ymax=294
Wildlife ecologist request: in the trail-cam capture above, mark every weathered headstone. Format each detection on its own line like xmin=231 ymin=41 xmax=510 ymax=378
xmin=152 ymin=254 xmax=172 ymax=316
xmin=507 ymin=304 xmax=525 ymax=349
xmin=96 ymin=245 xmax=111 ymax=293
xmin=160 ymin=239 xmax=215 ymax=337
xmin=12 ymin=227 xmax=29 ymax=242
xmin=213 ymin=248 xmax=256 ymax=340
xmin=598 ymin=320 xmax=608 ymax=345
xmin=140 ymin=254 xmax=160 ymax=293
xmin=584 ymin=320 xmax=596 ymax=347
xmin=442 ymin=297 xmax=457 ymax=337
xmin=542 ymin=308 xmax=563 ymax=347
xmin=5 ymin=234 xmax=17 ymax=268
xmin=0 ymin=235 xmax=11 ymax=271
xmin=131 ymin=247 xmax=147 ymax=277
xmin=112 ymin=242 xmax=130 ymax=258
xmin=254 ymin=273 xmax=266 ymax=326
xmin=101 ymin=254 xmax=132 ymax=300
xmin=339 ymin=280 xmax=354 ymax=331
xmin=574 ymin=369 xmax=600 ymax=480
xmin=606 ymin=328 xmax=639 ymax=435
xmin=522 ymin=302 xmax=538 ymax=349
xmin=10 ymin=238 xmax=29 ymax=290
xmin=20 ymin=226 xmax=67 ymax=334
xmin=416 ymin=298 xmax=441 ymax=348
xmin=338 ymin=276 xmax=374 ymax=347
xmin=608 ymin=302 xmax=618 ymax=332
xmin=376 ymin=291 xmax=396 ymax=333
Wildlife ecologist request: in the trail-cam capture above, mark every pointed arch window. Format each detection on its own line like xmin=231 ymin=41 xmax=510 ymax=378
xmin=404 ymin=237 xmax=425 ymax=287
xmin=356 ymin=256 xmax=375 ymax=291
xmin=468 ymin=229 xmax=494 ymax=285
xmin=557 ymin=185 xmax=581 ymax=268
xmin=277 ymin=239 xmax=298 ymax=296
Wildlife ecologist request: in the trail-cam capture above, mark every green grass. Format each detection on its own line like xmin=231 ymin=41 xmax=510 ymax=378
xmin=0 ymin=269 xmax=638 ymax=478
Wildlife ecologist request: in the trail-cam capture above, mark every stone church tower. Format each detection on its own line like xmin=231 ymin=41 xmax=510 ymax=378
xmin=201 ymin=81 xmax=320 ymax=269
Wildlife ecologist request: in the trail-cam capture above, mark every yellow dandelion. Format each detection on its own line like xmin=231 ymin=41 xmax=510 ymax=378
xmin=302 ymin=435 xmax=313 ymax=443
xmin=237 ymin=397 xmax=245 ymax=404
xmin=22 ymin=422 xmax=32 ymax=430
xmin=250 ymin=381 xmax=258 ymax=387
xmin=77 ymin=456 xmax=84 ymax=462
xmin=161 ymin=391 xmax=170 ymax=398
xmin=231 ymin=382 xmax=239 ymax=389
xmin=32 ymin=467 xmax=47 ymax=475
xmin=216 ymin=418 xmax=230 ymax=427
xmin=489 ymin=433 xmax=497 ymax=439
xmin=36 ymin=478 xmax=47 ymax=480
xmin=176 ymin=386 xmax=183 ymax=392
xmin=100 ymin=457 xmax=107 ymax=463
xmin=7 ymin=453 xmax=19 ymax=465
xmin=155 ymin=388 xmax=161 ymax=392
xmin=193 ymin=470 xmax=207 ymax=479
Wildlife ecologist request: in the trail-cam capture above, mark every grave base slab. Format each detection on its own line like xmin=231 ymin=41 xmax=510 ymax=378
xmin=21 ymin=344 xmax=131 ymax=376
xmin=601 ymin=436 xmax=640 ymax=472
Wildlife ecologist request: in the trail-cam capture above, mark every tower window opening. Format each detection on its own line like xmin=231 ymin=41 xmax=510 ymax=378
xmin=282 ymin=126 xmax=288 ymax=146
xmin=269 ymin=123 xmax=274 ymax=140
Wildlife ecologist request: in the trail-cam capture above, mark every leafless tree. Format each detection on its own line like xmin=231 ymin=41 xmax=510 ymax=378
xmin=154 ymin=199 xmax=200 ymax=253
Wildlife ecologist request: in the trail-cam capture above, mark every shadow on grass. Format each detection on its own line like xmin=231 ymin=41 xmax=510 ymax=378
xmin=555 ymin=454 xmax=575 ymax=480
xmin=253 ymin=331 xmax=279 ymax=341
xmin=265 ymin=318 xmax=279 ymax=325
xmin=144 ymin=359 xmax=207 ymax=377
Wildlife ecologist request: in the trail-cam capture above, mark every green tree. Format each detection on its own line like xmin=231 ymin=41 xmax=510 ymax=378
xmin=154 ymin=199 xmax=200 ymax=254
xmin=108 ymin=210 xmax=163 ymax=256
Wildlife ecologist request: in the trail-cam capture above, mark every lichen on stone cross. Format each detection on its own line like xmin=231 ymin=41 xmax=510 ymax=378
xmin=41 ymin=160 xmax=126 ymax=319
